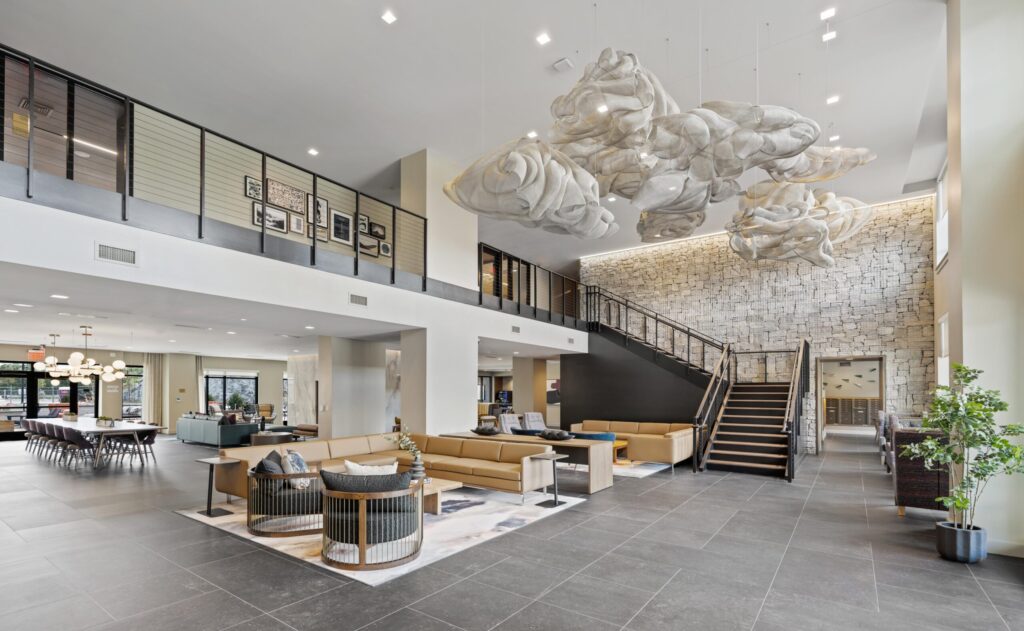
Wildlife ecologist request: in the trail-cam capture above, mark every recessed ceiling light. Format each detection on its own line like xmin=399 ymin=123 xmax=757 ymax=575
xmin=227 ymin=331 xmax=236 ymax=335
xmin=828 ymin=134 xmax=840 ymax=142
xmin=50 ymin=294 xmax=69 ymax=299
xmin=381 ymin=9 xmax=397 ymax=24
xmin=596 ymin=104 xmax=609 ymax=113
xmin=497 ymin=357 xmax=503 ymax=361
xmin=526 ymin=130 xmax=538 ymax=139
xmin=240 ymin=318 xmax=247 ymax=322
xmin=305 ymin=325 xmax=315 ymax=330
xmin=58 ymin=312 xmax=70 ymax=316
xmin=513 ymin=352 xmax=519 ymax=355
xmin=13 ymin=303 xmax=32 ymax=307
xmin=607 ymin=196 xmax=616 ymax=202
xmin=820 ymin=7 xmax=836 ymax=20
xmin=826 ymin=95 xmax=840 ymax=105
xmin=822 ymin=30 xmax=836 ymax=42
xmin=536 ymin=32 xmax=551 ymax=46
xmin=292 ymin=349 xmax=299 ymax=353
xmin=307 ymin=147 xmax=319 ymax=156
xmin=4 ymin=309 xmax=18 ymax=313
xmin=668 ymin=186 xmax=678 ymax=191
xmin=168 ymin=340 xmax=176 ymax=343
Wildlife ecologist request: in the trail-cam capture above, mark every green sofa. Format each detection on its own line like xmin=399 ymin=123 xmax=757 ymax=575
xmin=176 ymin=414 xmax=259 ymax=447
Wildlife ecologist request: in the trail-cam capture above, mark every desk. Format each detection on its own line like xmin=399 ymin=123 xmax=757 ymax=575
xmin=196 ymin=457 xmax=239 ymax=517
xmin=442 ymin=432 xmax=613 ymax=494
xmin=31 ymin=418 xmax=157 ymax=467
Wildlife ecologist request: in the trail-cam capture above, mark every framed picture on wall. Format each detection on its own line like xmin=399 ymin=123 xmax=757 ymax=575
xmin=358 ymin=234 xmax=380 ymax=257
xmin=253 ymin=202 xmax=288 ymax=233
xmin=290 ymin=214 xmax=305 ymax=233
xmin=330 ymin=209 xmax=354 ymax=245
xmin=358 ymin=214 xmax=369 ymax=234
xmin=307 ymin=225 xmax=328 ymax=242
xmin=369 ymin=222 xmax=386 ymax=240
xmin=266 ymin=179 xmax=306 ymax=213
xmin=379 ymin=242 xmax=392 ymax=257
xmin=307 ymin=195 xmax=329 ymax=228
xmin=244 ymin=175 xmax=263 ymax=200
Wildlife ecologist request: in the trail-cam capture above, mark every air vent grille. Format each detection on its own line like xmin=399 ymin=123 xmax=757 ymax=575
xmin=512 ymin=326 xmax=521 ymax=334
xmin=568 ymin=337 xmax=575 ymax=344
xmin=96 ymin=243 xmax=137 ymax=266
xmin=349 ymin=294 xmax=368 ymax=306
xmin=839 ymin=361 xmax=852 ymax=367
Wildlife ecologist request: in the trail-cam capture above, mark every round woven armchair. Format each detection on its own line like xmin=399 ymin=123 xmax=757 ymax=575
xmin=247 ymin=469 xmax=323 ymax=537
xmin=321 ymin=480 xmax=424 ymax=570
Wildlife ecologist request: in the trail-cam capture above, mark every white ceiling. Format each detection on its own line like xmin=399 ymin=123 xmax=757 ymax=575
xmin=0 ymin=0 xmax=947 ymax=274
xmin=0 ymin=264 xmax=412 ymax=360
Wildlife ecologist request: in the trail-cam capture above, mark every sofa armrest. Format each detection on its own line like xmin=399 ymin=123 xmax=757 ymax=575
xmin=569 ymin=423 xmax=583 ymax=433
xmin=519 ymin=454 xmax=555 ymax=494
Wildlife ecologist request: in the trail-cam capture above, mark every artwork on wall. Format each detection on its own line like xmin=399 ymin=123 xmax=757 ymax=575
xmin=252 ymin=202 xmax=288 ymax=233
xmin=307 ymin=225 xmax=328 ymax=242
xmin=244 ymin=175 xmax=263 ymax=201
xmin=358 ymin=234 xmax=380 ymax=257
xmin=330 ymin=209 xmax=354 ymax=245
xmin=307 ymin=195 xmax=329 ymax=228
xmin=379 ymin=242 xmax=392 ymax=257
xmin=369 ymin=222 xmax=386 ymax=240
xmin=266 ymin=179 xmax=306 ymax=213
xmin=358 ymin=214 xmax=369 ymax=234
xmin=289 ymin=214 xmax=305 ymax=234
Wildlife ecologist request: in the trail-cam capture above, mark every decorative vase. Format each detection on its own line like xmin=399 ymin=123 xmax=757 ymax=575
xmin=936 ymin=522 xmax=987 ymax=563
xmin=409 ymin=454 xmax=426 ymax=480
xmin=259 ymin=416 xmax=266 ymax=432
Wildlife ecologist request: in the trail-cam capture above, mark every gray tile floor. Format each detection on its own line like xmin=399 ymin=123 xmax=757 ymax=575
xmin=1 ymin=431 xmax=1023 ymax=630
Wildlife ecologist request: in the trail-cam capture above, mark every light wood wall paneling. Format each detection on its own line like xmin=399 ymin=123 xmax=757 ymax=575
xmin=315 ymin=177 xmax=357 ymax=257
xmin=132 ymin=104 xmax=201 ymax=214
xmin=395 ymin=210 xmax=425 ymax=276
xmin=204 ymin=133 xmax=262 ymax=233
xmin=72 ymin=85 xmax=121 ymax=192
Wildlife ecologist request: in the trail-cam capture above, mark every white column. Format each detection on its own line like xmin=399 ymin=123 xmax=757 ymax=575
xmin=400 ymin=148 xmax=479 ymax=291
xmin=945 ymin=0 xmax=1024 ymax=556
xmin=400 ymin=326 xmax=477 ymax=436
xmin=316 ymin=337 xmax=387 ymax=439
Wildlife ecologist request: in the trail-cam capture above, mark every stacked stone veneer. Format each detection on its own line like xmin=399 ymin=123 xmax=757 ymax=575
xmin=580 ymin=196 xmax=936 ymax=453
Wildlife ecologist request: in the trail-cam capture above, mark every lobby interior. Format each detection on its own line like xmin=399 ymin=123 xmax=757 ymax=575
xmin=1 ymin=1 xmax=1023 ymax=630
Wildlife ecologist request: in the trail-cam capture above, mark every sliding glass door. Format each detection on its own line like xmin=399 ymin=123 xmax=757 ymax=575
xmin=205 ymin=375 xmax=258 ymax=414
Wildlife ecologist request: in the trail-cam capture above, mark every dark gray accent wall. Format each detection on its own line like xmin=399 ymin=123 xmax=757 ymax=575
xmin=560 ymin=330 xmax=709 ymax=429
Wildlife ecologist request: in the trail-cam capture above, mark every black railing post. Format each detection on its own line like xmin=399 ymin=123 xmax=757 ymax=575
xmin=26 ymin=57 xmax=34 ymax=199
xmin=389 ymin=206 xmax=397 ymax=283
xmin=421 ymin=216 xmax=427 ymax=291
xmin=65 ymin=81 xmax=75 ymax=181
xmin=260 ymin=153 xmax=267 ymax=253
xmin=199 ymin=129 xmax=205 ymax=238
xmin=0 ymin=56 xmax=5 ymax=161
xmin=762 ymin=354 xmax=768 ymax=383
xmin=477 ymin=242 xmax=483 ymax=305
xmin=353 ymin=195 xmax=361 ymax=276
xmin=311 ymin=177 xmax=319 ymax=266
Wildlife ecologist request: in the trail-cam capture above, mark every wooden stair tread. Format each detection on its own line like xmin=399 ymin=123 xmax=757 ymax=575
xmin=722 ymin=414 xmax=785 ymax=419
xmin=716 ymin=440 xmax=788 ymax=447
xmin=710 ymin=450 xmax=787 ymax=458
xmin=705 ymin=459 xmax=786 ymax=470
xmin=716 ymin=431 xmax=787 ymax=439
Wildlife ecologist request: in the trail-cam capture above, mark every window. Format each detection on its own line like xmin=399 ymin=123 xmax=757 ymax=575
xmin=935 ymin=162 xmax=949 ymax=269
xmin=205 ymin=374 xmax=258 ymax=414
xmin=937 ymin=314 xmax=950 ymax=387
xmin=121 ymin=366 xmax=143 ymax=418
xmin=480 ymin=246 xmax=499 ymax=296
xmin=0 ymin=372 xmax=28 ymax=421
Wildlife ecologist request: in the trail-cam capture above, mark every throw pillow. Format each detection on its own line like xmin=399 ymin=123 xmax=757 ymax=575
xmin=471 ymin=426 xmax=500 ymax=436
xmin=538 ymin=428 xmax=572 ymax=441
xmin=343 ymin=460 xmax=398 ymax=476
xmin=253 ymin=453 xmax=285 ymax=493
xmin=321 ymin=470 xmax=411 ymax=493
xmin=282 ymin=449 xmax=311 ymax=490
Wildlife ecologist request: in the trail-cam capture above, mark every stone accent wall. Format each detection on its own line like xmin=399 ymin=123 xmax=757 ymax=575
xmin=580 ymin=196 xmax=936 ymax=453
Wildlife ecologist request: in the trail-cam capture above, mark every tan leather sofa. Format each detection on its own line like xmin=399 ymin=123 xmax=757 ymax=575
xmin=569 ymin=420 xmax=695 ymax=466
xmin=216 ymin=432 xmax=553 ymax=500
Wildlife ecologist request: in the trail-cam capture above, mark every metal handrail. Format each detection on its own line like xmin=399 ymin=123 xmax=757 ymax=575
xmin=589 ymin=286 xmax=724 ymax=348
xmin=691 ymin=344 xmax=733 ymax=471
xmin=781 ymin=340 xmax=809 ymax=482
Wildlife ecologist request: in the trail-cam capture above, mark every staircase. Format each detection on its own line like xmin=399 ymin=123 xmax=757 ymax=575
xmin=705 ymin=382 xmax=790 ymax=475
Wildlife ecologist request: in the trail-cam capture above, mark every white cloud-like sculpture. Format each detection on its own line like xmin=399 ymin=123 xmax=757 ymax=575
xmin=636 ymin=209 xmax=706 ymax=242
xmin=726 ymin=181 xmax=872 ymax=267
xmin=762 ymin=146 xmax=876 ymax=183
xmin=443 ymin=137 xmax=618 ymax=239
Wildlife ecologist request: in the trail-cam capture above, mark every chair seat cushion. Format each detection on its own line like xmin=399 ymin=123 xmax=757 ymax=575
xmin=320 ymin=471 xmax=411 ymax=493
xmin=252 ymin=486 xmax=321 ymax=515
xmin=470 ymin=462 xmax=522 ymax=481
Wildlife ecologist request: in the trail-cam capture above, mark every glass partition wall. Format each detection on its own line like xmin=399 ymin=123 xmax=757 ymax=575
xmin=0 ymin=45 xmax=427 ymax=291
xmin=478 ymin=242 xmax=583 ymax=325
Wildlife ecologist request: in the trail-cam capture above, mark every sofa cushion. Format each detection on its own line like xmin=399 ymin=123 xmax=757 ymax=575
xmin=609 ymin=421 xmax=640 ymax=434
xmin=581 ymin=420 xmax=610 ymax=431
xmin=669 ymin=423 xmax=692 ymax=433
xmin=394 ymin=452 xmax=415 ymax=466
xmin=367 ymin=433 xmax=399 ymax=453
xmin=429 ymin=458 xmax=476 ymax=475
xmin=426 ymin=437 xmax=464 ymax=458
xmin=368 ymin=449 xmax=408 ymax=461
xmin=284 ymin=440 xmax=330 ymax=464
xmin=409 ymin=433 xmax=430 ymax=453
xmin=461 ymin=440 xmax=502 ymax=462
xmin=471 ymin=462 xmax=522 ymax=481
xmin=328 ymin=436 xmax=371 ymax=459
xmin=420 ymin=453 xmax=458 ymax=467
xmin=498 ymin=443 xmax=547 ymax=463
xmin=638 ymin=423 xmax=671 ymax=435
xmin=343 ymin=459 xmax=398 ymax=475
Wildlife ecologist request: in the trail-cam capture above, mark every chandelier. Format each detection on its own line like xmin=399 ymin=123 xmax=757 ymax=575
xmin=33 ymin=326 xmax=126 ymax=385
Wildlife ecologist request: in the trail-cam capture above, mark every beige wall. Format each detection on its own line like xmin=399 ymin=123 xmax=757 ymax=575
xmin=945 ymin=0 xmax=1024 ymax=557
xmin=512 ymin=358 xmax=546 ymax=416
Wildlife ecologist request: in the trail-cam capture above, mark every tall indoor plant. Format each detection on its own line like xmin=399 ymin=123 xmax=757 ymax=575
xmin=902 ymin=364 xmax=1024 ymax=562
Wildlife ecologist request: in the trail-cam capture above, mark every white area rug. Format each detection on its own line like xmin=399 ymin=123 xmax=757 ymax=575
xmin=179 ymin=487 xmax=583 ymax=586
xmin=558 ymin=461 xmax=671 ymax=478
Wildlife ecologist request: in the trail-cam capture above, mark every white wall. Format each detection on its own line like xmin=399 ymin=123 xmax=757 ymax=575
xmin=947 ymin=0 xmax=1024 ymax=557
xmin=317 ymin=337 xmax=387 ymax=438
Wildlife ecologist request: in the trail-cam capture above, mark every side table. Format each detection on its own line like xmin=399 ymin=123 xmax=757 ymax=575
xmin=530 ymin=452 xmax=569 ymax=508
xmin=251 ymin=431 xmax=294 ymax=445
xmin=196 ymin=456 xmax=239 ymax=517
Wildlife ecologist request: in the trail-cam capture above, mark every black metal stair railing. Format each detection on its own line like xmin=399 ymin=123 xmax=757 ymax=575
xmin=782 ymin=340 xmax=811 ymax=481
xmin=691 ymin=344 xmax=733 ymax=471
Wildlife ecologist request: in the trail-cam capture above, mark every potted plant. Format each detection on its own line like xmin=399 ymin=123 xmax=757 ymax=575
xmin=902 ymin=364 xmax=1024 ymax=562
xmin=390 ymin=431 xmax=425 ymax=480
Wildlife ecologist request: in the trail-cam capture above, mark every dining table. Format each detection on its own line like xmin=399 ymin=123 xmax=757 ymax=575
xmin=29 ymin=417 xmax=159 ymax=467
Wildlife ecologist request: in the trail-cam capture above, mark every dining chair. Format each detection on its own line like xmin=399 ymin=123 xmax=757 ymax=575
xmin=63 ymin=427 xmax=96 ymax=467
xmin=24 ymin=420 xmax=39 ymax=452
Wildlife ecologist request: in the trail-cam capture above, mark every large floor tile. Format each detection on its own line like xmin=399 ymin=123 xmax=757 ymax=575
xmin=877 ymin=584 xmax=1008 ymax=630
xmin=191 ymin=550 xmax=345 ymax=611
xmin=472 ymin=555 xmax=574 ymax=598
xmin=581 ymin=552 xmax=680 ymax=593
xmin=4 ymin=593 xmax=112 ymax=631
xmin=493 ymin=601 xmax=619 ymax=631
xmin=90 ymin=567 xmax=217 ymax=619
xmin=874 ymin=560 xmax=988 ymax=601
xmin=96 ymin=589 xmax=262 ymax=631
xmin=770 ymin=547 xmax=878 ymax=611
xmin=540 ymin=573 xmax=654 ymax=626
xmin=627 ymin=568 xmax=766 ymax=631
xmin=412 ymin=579 xmax=531 ymax=631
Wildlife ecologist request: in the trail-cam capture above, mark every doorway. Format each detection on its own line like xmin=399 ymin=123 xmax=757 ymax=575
xmin=816 ymin=356 xmax=885 ymax=451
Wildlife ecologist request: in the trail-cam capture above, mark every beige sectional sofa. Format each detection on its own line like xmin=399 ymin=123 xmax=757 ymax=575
xmin=216 ymin=432 xmax=554 ymax=500
xmin=569 ymin=420 xmax=695 ymax=466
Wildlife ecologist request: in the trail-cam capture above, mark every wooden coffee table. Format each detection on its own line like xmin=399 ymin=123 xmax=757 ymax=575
xmin=612 ymin=440 xmax=629 ymax=464
xmin=422 ymin=478 xmax=462 ymax=515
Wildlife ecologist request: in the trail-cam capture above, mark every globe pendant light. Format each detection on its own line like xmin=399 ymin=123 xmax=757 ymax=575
xmin=33 ymin=327 xmax=126 ymax=383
